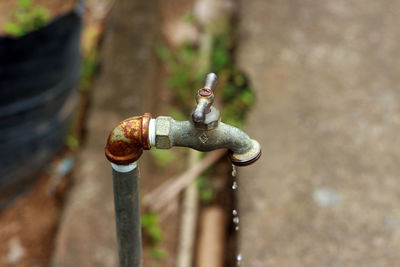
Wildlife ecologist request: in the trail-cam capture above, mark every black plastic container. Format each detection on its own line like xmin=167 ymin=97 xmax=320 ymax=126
xmin=0 ymin=4 xmax=83 ymax=206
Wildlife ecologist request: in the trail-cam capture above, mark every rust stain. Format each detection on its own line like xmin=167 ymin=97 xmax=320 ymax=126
xmin=105 ymin=113 xmax=152 ymax=165
xmin=199 ymin=88 xmax=212 ymax=97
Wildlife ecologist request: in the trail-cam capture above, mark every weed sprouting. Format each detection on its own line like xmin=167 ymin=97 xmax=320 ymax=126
xmin=156 ymin=32 xmax=254 ymax=128
xmin=4 ymin=0 xmax=49 ymax=37
xmin=141 ymin=213 xmax=167 ymax=260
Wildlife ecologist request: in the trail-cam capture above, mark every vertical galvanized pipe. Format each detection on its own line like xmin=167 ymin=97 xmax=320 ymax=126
xmin=112 ymin=166 xmax=142 ymax=267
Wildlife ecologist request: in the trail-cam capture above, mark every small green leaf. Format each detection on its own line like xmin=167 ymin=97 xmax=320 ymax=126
xmin=183 ymin=12 xmax=195 ymax=23
xmin=196 ymin=176 xmax=207 ymax=188
xmin=200 ymin=188 xmax=215 ymax=203
xmin=150 ymin=149 xmax=176 ymax=169
xmin=155 ymin=44 xmax=172 ymax=63
xmin=4 ymin=22 xmax=23 ymax=36
xmin=148 ymin=225 xmax=162 ymax=243
xmin=150 ymin=247 xmax=167 ymax=260
xmin=65 ymin=135 xmax=80 ymax=150
xmin=4 ymin=0 xmax=49 ymax=36
xmin=241 ymin=90 xmax=254 ymax=106
xmin=141 ymin=213 xmax=163 ymax=244
xmin=141 ymin=213 xmax=157 ymax=227
xmin=18 ymin=0 xmax=31 ymax=9
xmin=234 ymin=73 xmax=245 ymax=87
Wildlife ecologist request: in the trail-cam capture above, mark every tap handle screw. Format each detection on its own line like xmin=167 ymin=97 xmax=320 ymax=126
xmin=192 ymin=73 xmax=218 ymax=123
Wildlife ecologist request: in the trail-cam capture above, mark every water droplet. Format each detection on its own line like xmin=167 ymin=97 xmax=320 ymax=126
xmin=235 ymin=226 xmax=240 ymax=231
xmin=232 ymin=209 xmax=238 ymax=216
xmin=237 ymin=253 xmax=242 ymax=265
xmin=233 ymin=216 xmax=240 ymax=224
xmin=232 ymin=165 xmax=237 ymax=177
xmin=232 ymin=181 xmax=238 ymax=190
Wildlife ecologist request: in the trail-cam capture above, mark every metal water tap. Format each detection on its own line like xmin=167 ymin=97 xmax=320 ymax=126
xmin=105 ymin=73 xmax=261 ymax=267
xmin=106 ymin=73 xmax=261 ymax=166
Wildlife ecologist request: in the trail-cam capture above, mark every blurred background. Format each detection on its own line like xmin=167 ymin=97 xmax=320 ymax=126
xmin=1 ymin=0 xmax=400 ymax=266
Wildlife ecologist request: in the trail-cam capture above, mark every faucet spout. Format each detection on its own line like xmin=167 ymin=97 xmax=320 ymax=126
xmin=153 ymin=117 xmax=261 ymax=166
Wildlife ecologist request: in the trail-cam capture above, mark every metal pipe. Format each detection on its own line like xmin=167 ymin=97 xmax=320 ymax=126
xmin=105 ymin=73 xmax=261 ymax=266
xmin=112 ymin=163 xmax=142 ymax=267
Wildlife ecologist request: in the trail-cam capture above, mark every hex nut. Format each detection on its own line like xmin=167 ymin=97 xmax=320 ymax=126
xmin=155 ymin=116 xmax=172 ymax=149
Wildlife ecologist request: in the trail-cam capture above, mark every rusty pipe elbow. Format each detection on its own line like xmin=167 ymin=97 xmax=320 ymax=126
xmin=105 ymin=113 xmax=152 ymax=165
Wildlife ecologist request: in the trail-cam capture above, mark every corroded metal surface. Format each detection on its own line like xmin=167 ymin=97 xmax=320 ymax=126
xmin=198 ymin=88 xmax=212 ymax=97
xmin=105 ymin=113 xmax=151 ymax=164
xmin=154 ymin=117 xmax=261 ymax=165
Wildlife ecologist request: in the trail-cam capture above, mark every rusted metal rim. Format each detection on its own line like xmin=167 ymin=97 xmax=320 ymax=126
xmin=198 ymin=88 xmax=213 ymax=97
xmin=229 ymin=139 xmax=261 ymax=166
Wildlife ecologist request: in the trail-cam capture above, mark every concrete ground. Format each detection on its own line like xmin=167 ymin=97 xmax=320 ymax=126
xmin=237 ymin=0 xmax=400 ymax=266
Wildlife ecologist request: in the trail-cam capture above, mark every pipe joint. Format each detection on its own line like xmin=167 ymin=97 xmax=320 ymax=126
xmin=105 ymin=113 xmax=151 ymax=165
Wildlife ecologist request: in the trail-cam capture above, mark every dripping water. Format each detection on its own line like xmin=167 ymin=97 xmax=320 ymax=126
xmin=232 ymin=165 xmax=237 ymax=177
xmin=232 ymin=165 xmax=238 ymax=190
xmin=231 ymin=164 xmax=242 ymax=265
xmin=232 ymin=181 xmax=238 ymax=190
xmin=237 ymin=253 xmax=242 ymax=265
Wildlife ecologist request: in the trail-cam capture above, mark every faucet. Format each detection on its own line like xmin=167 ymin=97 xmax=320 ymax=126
xmin=105 ymin=73 xmax=261 ymax=267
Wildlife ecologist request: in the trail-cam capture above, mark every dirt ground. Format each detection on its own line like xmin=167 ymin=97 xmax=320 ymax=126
xmin=0 ymin=1 xmax=105 ymax=266
xmin=0 ymin=162 xmax=71 ymax=267
xmin=0 ymin=1 xmax=75 ymax=266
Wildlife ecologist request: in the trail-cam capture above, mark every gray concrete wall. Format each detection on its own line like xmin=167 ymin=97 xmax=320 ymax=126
xmin=237 ymin=0 xmax=400 ymax=266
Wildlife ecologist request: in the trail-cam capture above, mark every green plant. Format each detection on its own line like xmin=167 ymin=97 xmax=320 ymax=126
xmin=4 ymin=0 xmax=49 ymax=37
xmin=183 ymin=11 xmax=195 ymax=24
xmin=142 ymin=213 xmax=162 ymax=243
xmin=210 ymin=33 xmax=255 ymax=128
xmin=65 ymin=134 xmax=80 ymax=150
xmin=197 ymin=175 xmax=215 ymax=203
xmin=156 ymin=31 xmax=254 ymax=129
xmin=141 ymin=213 xmax=167 ymax=260
xmin=150 ymin=149 xmax=177 ymax=169
xmin=156 ymin=43 xmax=203 ymax=113
xmin=80 ymin=49 xmax=99 ymax=92
xmin=150 ymin=247 xmax=167 ymax=260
